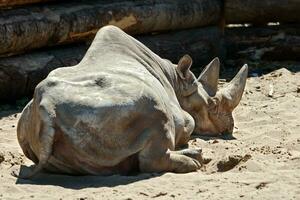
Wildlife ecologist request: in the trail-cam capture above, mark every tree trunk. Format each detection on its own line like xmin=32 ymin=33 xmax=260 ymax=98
xmin=0 ymin=27 xmax=222 ymax=102
xmin=225 ymin=24 xmax=300 ymax=69
xmin=0 ymin=0 xmax=54 ymax=8
xmin=0 ymin=0 xmax=221 ymax=56
xmin=225 ymin=0 xmax=300 ymax=24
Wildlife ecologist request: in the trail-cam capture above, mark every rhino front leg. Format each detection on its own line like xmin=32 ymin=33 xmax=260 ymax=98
xmin=138 ymin=129 xmax=201 ymax=173
xmin=139 ymin=150 xmax=201 ymax=173
xmin=173 ymin=148 xmax=203 ymax=165
xmin=168 ymin=153 xmax=202 ymax=173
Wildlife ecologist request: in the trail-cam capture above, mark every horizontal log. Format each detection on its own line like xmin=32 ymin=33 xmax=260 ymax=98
xmin=0 ymin=44 xmax=87 ymax=102
xmin=137 ymin=27 xmax=223 ymax=71
xmin=0 ymin=27 xmax=222 ymax=102
xmin=225 ymin=0 xmax=300 ymax=24
xmin=0 ymin=0 xmax=221 ymax=56
xmin=225 ymin=25 xmax=300 ymax=69
xmin=0 ymin=0 xmax=54 ymax=8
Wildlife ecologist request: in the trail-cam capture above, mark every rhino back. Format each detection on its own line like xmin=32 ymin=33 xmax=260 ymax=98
xmin=31 ymin=66 xmax=172 ymax=174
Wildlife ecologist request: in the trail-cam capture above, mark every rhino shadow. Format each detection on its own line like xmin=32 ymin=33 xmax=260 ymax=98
xmin=15 ymin=165 xmax=159 ymax=189
xmin=0 ymin=108 xmax=22 ymax=119
xmin=191 ymin=134 xmax=236 ymax=141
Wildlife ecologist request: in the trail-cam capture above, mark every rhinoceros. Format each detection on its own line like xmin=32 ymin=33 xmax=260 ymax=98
xmin=17 ymin=25 xmax=248 ymax=178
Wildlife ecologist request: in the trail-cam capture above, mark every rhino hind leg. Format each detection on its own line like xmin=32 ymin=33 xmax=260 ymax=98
xmin=18 ymin=105 xmax=55 ymax=179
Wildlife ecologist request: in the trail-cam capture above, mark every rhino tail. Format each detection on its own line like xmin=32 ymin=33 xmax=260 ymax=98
xmin=17 ymin=100 xmax=39 ymax=164
xmin=19 ymin=102 xmax=55 ymax=179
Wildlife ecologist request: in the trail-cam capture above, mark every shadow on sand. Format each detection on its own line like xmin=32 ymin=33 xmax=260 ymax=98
xmin=0 ymin=97 xmax=30 ymax=118
xmin=15 ymin=165 xmax=160 ymax=189
xmin=14 ymin=133 xmax=235 ymax=189
xmin=191 ymin=133 xmax=236 ymax=141
xmin=0 ymin=108 xmax=22 ymax=119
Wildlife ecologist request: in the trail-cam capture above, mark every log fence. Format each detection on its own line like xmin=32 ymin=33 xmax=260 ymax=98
xmin=0 ymin=0 xmax=299 ymax=101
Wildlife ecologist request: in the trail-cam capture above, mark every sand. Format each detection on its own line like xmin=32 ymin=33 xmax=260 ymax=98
xmin=0 ymin=68 xmax=299 ymax=200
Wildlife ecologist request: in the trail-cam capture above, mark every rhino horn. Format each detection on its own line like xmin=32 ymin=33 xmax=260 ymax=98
xmin=198 ymin=57 xmax=220 ymax=96
xmin=220 ymin=64 xmax=248 ymax=110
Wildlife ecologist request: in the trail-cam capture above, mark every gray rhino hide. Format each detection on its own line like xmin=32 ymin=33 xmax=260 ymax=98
xmin=17 ymin=25 xmax=247 ymax=178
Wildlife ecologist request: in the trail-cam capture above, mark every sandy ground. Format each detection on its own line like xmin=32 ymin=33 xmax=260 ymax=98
xmin=0 ymin=68 xmax=299 ymax=200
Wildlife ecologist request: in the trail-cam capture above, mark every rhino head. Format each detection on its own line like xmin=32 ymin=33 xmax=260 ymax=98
xmin=176 ymin=55 xmax=248 ymax=136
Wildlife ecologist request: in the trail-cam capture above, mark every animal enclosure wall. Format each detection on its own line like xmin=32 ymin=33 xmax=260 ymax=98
xmin=0 ymin=0 xmax=299 ymax=101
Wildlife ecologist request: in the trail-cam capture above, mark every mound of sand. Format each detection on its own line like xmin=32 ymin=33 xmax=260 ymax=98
xmin=0 ymin=68 xmax=299 ymax=199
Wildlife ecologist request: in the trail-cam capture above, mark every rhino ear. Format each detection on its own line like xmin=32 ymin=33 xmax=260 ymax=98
xmin=176 ymin=55 xmax=193 ymax=80
xmin=198 ymin=57 xmax=220 ymax=96
xmin=220 ymin=64 xmax=248 ymax=110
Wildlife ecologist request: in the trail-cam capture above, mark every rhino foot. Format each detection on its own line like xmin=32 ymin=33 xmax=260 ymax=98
xmin=174 ymin=148 xmax=203 ymax=165
xmin=169 ymin=153 xmax=202 ymax=173
xmin=139 ymin=149 xmax=202 ymax=173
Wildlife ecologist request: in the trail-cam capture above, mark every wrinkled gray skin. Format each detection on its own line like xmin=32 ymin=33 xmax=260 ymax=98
xmin=17 ymin=26 xmax=248 ymax=178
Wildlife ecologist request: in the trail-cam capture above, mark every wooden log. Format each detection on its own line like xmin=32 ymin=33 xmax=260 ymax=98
xmin=0 ymin=0 xmax=54 ymax=8
xmin=0 ymin=0 xmax=221 ymax=56
xmin=225 ymin=0 xmax=300 ymax=24
xmin=137 ymin=27 xmax=223 ymax=71
xmin=225 ymin=24 xmax=300 ymax=70
xmin=0 ymin=44 xmax=88 ymax=102
xmin=0 ymin=27 xmax=222 ymax=101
